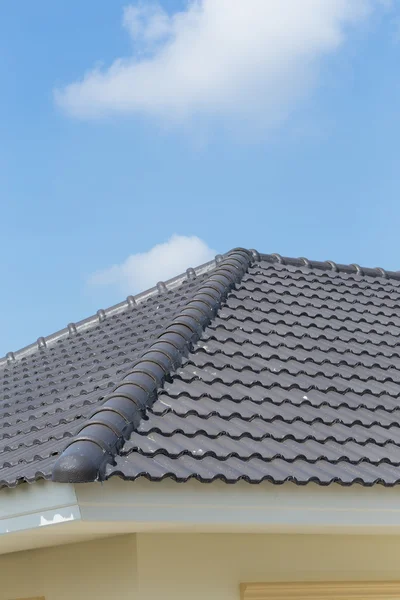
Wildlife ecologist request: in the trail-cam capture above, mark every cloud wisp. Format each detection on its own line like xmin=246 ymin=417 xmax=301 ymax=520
xmin=55 ymin=0 xmax=377 ymax=131
xmin=88 ymin=235 xmax=216 ymax=295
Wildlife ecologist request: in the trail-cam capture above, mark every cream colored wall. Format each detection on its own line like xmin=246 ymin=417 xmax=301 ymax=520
xmin=0 ymin=534 xmax=137 ymax=600
xmin=136 ymin=533 xmax=400 ymax=600
xmin=2 ymin=533 xmax=400 ymax=600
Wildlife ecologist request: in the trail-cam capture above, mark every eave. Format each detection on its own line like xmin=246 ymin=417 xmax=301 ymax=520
xmin=3 ymin=479 xmax=400 ymax=555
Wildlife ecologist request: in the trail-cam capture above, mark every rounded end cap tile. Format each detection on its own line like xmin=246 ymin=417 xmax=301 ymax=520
xmin=51 ymin=442 xmax=105 ymax=483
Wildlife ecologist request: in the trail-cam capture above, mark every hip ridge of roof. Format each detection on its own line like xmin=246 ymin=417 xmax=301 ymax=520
xmin=52 ymin=248 xmax=254 ymax=483
xmin=260 ymin=253 xmax=400 ymax=281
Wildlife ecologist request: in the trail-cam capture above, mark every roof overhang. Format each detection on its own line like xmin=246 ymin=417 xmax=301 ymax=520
xmin=3 ymin=479 xmax=400 ymax=555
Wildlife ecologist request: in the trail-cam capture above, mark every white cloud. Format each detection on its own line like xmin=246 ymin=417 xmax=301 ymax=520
xmin=88 ymin=235 xmax=216 ymax=294
xmin=55 ymin=0 xmax=378 ymax=130
xmin=123 ymin=3 xmax=173 ymax=46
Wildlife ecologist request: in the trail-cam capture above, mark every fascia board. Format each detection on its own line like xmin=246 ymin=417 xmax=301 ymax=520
xmin=0 ymin=505 xmax=81 ymax=535
xmin=74 ymin=479 xmax=400 ymax=534
xmin=0 ymin=481 xmax=81 ymax=536
xmin=4 ymin=478 xmax=400 ymax=545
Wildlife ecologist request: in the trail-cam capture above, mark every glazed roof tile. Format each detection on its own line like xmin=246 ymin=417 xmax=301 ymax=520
xmin=2 ymin=249 xmax=400 ymax=488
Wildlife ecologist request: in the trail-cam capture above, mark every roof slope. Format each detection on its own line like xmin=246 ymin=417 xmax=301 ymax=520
xmin=2 ymin=249 xmax=400 ymax=488
xmin=108 ymin=254 xmax=400 ymax=486
xmin=0 ymin=254 xmax=225 ymax=487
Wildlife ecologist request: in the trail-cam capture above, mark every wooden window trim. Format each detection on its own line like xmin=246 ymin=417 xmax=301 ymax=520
xmin=9 ymin=597 xmax=45 ymax=600
xmin=240 ymin=582 xmax=400 ymax=600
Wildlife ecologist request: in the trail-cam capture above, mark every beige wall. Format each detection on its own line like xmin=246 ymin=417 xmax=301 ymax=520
xmin=0 ymin=534 xmax=137 ymax=600
xmin=2 ymin=532 xmax=400 ymax=600
xmin=137 ymin=534 xmax=400 ymax=600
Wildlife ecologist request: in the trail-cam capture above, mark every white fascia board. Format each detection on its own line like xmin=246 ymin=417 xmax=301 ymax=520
xmin=75 ymin=478 xmax=400 ymax=534
xmin=4 ymin=478 xmax=400 ymax=547
xmin=0 ymin=480 xmax=81 ymax=536
xmin=1 ymin=505 xmax=81 ymax=535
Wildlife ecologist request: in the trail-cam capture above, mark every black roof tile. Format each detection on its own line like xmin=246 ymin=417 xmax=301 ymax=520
xmin=3 ymin=248 xmax=400 ymax=488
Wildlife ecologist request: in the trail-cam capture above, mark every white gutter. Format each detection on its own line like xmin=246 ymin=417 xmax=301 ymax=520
xmin=0 ymin=481 xmax=80 ymax=536
xmin=76 ymin=478 xmax=400 ymax=534
xmin=3 ymin=479 xmax=400 ymax=555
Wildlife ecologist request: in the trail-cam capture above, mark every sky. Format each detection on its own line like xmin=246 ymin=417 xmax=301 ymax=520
xmin=1 ymin=0 xmax=400 ymax=356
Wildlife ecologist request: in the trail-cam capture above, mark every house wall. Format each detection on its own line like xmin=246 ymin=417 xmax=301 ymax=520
xmin=0 ymin=534 xmax=138 ymax=600
xmin=136 ymin=533 xmax=400 ymax=600
xmin=2 ymin=532 xmax=400 ymax=600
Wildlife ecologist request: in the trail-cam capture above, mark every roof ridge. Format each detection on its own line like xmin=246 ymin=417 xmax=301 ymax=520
xmin=0 ymin=252 xmax=227 ymax=369
xmin=3 ymin=250 xmax=398 ymax=369
xmin=52 ymin=248 xmax=253 ymax=483
xmin=259 ymin=253 xmax=400 ymax=281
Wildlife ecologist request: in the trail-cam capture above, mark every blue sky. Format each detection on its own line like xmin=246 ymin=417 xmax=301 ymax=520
xmin=1 ymin=0 xmax=400 ymax=356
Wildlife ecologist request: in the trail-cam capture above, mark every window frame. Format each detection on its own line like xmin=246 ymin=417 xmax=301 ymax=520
xmin=9 ymin=597 xmax=45 ymax=600
xmin=240 ymin=581 xmax=400 ymax=600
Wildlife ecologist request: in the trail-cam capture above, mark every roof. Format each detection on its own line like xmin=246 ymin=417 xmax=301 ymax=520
xmin=2 ymin=248 xmax=400 ymax=488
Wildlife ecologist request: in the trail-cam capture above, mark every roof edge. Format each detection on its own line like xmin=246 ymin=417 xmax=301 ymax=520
xmin=260 ymin=253 xmax=400 ymax=280
xmin=4 ymin=250 xmax=398 ymax=368
xmin=52 ymin=248 xmax=254 ymax=483
xmin=0 ymin=253 xmax=224 ymax=368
